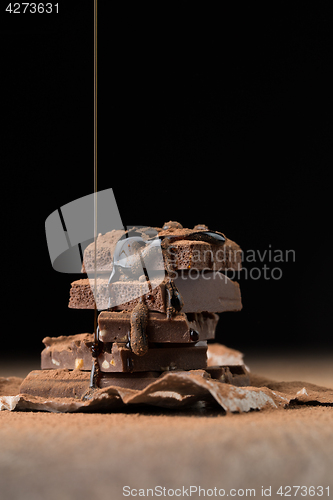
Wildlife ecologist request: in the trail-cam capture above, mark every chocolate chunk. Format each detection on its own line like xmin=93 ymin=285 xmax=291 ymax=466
xmin=98 ymin=343 xmax=207 ymax=373
xmin=206 ymin=365 xmax=250 ymax=387
xmin=69 ymin=272 xmax=241 ymax=313
xmin=162 ymin=221 xmax=183 ymax=230
xmin=98 ymin=311 xmax=218 ymax=343
xmin=68 ymin=277 xmax=166 ymax=312
xmin=41 ymin=334 xmax=93 ymax=371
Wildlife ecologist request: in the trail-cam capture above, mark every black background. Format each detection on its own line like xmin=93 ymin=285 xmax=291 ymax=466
xmin=1 ymin=3 xmax=331 ymax=359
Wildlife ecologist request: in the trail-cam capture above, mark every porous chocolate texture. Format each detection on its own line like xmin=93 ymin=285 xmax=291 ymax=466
xmin=68 ymin=271 xmax=242 ymax=313
xmin=68 ymin=277 xmax=166 ymax=311
xmin=82 ymin=226 xmax=242 ymax=274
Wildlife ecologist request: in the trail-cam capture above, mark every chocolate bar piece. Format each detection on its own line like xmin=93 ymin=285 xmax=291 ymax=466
xmin=68 ymin=277 xmax=166 ymax=312
xmin=41 ymin=334 xmax=93 ymax=371
xmin=19 ymin=369 xmax=166 ymax=398
xmin=98 ymin=311 xmax=218 ymax=343
xmin=98 ymin=343 xmax=207 ymax=372
xmin=69 ymin=271 xmax=241 ymax=313
xmin=82 ymin=227 xmax=242 ymax=274
xmin=41 ymin=333 xmax=207 ymax=372
xmin=19 ymin=369 xmax=91 ymax=399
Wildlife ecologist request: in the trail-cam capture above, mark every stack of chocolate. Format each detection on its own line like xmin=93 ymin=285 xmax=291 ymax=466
xmin=20 ymin=221 xmax=247 ymax=399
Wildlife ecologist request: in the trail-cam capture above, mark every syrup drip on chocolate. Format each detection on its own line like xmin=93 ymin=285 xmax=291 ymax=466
xmin=190 ymin=329 xmax=199 ymax=342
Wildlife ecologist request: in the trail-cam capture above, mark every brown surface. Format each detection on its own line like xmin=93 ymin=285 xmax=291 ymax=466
xmin=1 ymin=354 xmax=332 ymax=499
xmin=0 ymin=404 xmax=332 ymax=499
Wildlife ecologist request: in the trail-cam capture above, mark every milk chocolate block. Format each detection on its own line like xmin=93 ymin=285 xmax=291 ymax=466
xmin=69 ymin=272 xmax=241 ymax=313
xmin=68 ymin=277 xmax=166 ymax=312
xmin=98 ymin=311 xmax=218 ymax=343
xmin=99 ymin=343 xmax=207 ymax=373
xmin=41 ymin=334 xmax=93 ymax=370
xmin=19 ymin=369 xmax=165 ymax=398
xmin=19 ymin=369 xmax=91 ymax=399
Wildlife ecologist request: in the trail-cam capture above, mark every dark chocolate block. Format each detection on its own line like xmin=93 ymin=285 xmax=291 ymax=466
xmin=98 ymin=311 xmax=218 ymax=343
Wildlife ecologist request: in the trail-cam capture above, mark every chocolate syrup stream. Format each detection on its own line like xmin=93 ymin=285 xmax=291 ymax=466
xmin=89 ymin=0 xmax=101 ymax=390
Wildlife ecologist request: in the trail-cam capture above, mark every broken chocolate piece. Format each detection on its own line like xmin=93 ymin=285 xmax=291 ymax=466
xmin=19 ymin=369 xmax=91 ymax=399
xmin=206 ymin=365 xmax=250 ymax=387
xmin=69 ymin=272 xmax=241 ymax=313
xmin=98 ymin=311 xmax=218 ymax=343
xmin=19 ymin=370 xmax=168 ymax=398
xmin=82 ymin=229 xmax=242 ymax=274
xmin=69 ymin=277 xmax=166 ymax=312
xmin=41 ymin=334 xmax=93 ymax=371
xmin=98 ymin=343 xmax=207 ymax=373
